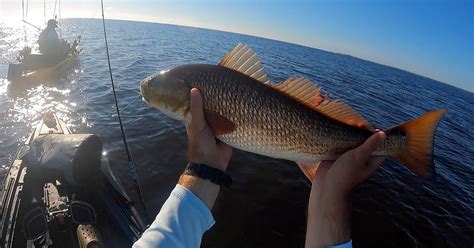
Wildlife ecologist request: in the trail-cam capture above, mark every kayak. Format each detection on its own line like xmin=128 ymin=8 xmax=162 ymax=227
xmin=7 ymin=37 xmax=81 ymax=85
xmin=0 ymin=113 xmax=146 ymax=247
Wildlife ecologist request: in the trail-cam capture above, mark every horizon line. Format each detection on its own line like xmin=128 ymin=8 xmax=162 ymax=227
xmin=3 ymin=16 xmax=472 ymax=93
xmin=93 ymin=17 xmax=473 ymax=94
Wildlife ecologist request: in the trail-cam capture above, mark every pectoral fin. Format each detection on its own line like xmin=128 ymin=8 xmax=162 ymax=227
xmin=297 ymin=161 xmax=320 ymax=182
xmin=204 ymin=110 xmax=237 ymax=136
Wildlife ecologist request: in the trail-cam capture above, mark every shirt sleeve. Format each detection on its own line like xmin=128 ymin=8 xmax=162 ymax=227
xmin=331 ymin=240 xmax=352 ymax=248
xmin=133 ymin=184 xmax=215 ymax=248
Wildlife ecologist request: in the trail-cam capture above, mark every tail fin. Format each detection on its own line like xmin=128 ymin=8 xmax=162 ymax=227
xmin=388 ymin=109 xmax=447 ymax=178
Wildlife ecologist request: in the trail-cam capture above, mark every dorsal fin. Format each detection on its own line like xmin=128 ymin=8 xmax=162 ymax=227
xmin=273 ymin=77 xmax=374 ymax=131
xmin=219 ymin=43 xmax=271 ymax=85
xmin=316 ymin=100 xmax=374 ymax=131
xmin=273 ymin=77 xmax=323 ymax=106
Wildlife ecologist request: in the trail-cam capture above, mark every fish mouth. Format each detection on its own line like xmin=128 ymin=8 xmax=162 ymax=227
xmin=140 ymin=73 xmax=159 ymax=105
xmin=140 ymin=77 xmax=151 ymax=104
xmin=139 ymin=76 xmax=172 ymax=116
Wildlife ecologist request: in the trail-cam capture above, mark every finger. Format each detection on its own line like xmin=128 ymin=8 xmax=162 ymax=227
xmin=362 ymin=156 xmax=385 ymax=178
xmin=368 ymin=156 xmax=385 ymax=168
xmin=189 ymin=88 xmax=207 ymax=130
xmin=354 ymin=131 xmax=386 ymax=163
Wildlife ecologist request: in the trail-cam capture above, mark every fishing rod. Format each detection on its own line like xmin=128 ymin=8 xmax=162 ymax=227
xmin=22 ymin=19 xmax=41 ymax=30
xmin=100 ymin=0 xmax=148 ymax=221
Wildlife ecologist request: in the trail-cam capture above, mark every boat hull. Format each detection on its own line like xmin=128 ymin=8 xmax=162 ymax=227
xmin=7 ymin=38 xmax=81 ymax=85
xmin=0 ymin=114 xmax=146 ymax=247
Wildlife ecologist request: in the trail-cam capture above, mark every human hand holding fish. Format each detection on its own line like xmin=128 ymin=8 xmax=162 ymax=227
xmin=179 ymin=88 xmax=232 ymax=209
xmin=305 ymin=132 xmax=386 ymax=247
xmin=185 ymin=88 xmax=233 ymax=172
xmin=180 ymin=87 xmax=387 ymax=247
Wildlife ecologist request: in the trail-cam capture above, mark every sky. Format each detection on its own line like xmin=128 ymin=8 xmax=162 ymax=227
xmin=1 ymin=0 xmax=473 ymax=92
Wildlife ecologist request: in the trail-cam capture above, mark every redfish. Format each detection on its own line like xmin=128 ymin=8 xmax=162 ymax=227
xmin=140 ymin=43 xmax=446 ymax=180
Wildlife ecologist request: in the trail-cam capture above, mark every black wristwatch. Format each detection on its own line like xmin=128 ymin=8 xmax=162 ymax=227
xmin=183 ymin=163 xmax=232 ymax=188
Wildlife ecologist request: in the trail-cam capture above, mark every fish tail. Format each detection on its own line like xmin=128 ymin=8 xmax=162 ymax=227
xmin=388 ymin=109 xmax=447 ymax=178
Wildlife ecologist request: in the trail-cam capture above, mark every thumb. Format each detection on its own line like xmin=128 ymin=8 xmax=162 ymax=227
xmin=354 ymin=131 xmax=386 ymax=163
xmin=190 ymin=88 xmax=206 ymax=130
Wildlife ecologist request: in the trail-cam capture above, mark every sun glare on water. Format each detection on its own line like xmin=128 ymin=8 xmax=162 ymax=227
xmin=0 ymin=19 xmax=87 ymax=139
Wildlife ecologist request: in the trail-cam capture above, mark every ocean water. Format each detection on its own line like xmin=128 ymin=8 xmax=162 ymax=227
xmin=0 ymin=19 xmax=473 ymax=247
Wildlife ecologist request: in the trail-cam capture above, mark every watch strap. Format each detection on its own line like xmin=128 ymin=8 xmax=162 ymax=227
xmin=184 ymin=163 xmax=232 ymax=188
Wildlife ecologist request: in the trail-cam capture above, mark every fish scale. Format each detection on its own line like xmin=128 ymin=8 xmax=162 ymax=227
xmin=174 ymin=64 xmax=373 ymax=163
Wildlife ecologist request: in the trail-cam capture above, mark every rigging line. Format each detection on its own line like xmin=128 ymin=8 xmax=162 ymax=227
xmin=53 ymin=0 xmax=57 ymax=19
xmin=26 ymin=0 xmax=29 ymax=17
xmin=22 ymin=0 xmax=25 ymax=19
xmin=119 ymin=94 xmax=142 ymax=113
xmin=100 ymin=0 xmax=149 ymax=221
xmin=58 ymin=0 xmax=61 ymax=37
xmin=78 ymin=9 xmax=99 ymax=38
xmin=21 ymin=0 xmax=28 ymax=44
xmin=21 ymin=20 xmax=42 ymax=31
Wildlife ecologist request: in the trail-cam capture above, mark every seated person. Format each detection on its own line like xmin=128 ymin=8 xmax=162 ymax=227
xmin=38 ymin=19 xmax=69 ymax=63
xmin=38 ymin=19 xmax=60 ymax=55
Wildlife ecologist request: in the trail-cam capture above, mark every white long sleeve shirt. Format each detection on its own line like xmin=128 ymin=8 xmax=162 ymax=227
xmin=133 ymin=184 xmax=352 ymax=248
xmin=133 ymin=184 xmax=214 ymax=248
